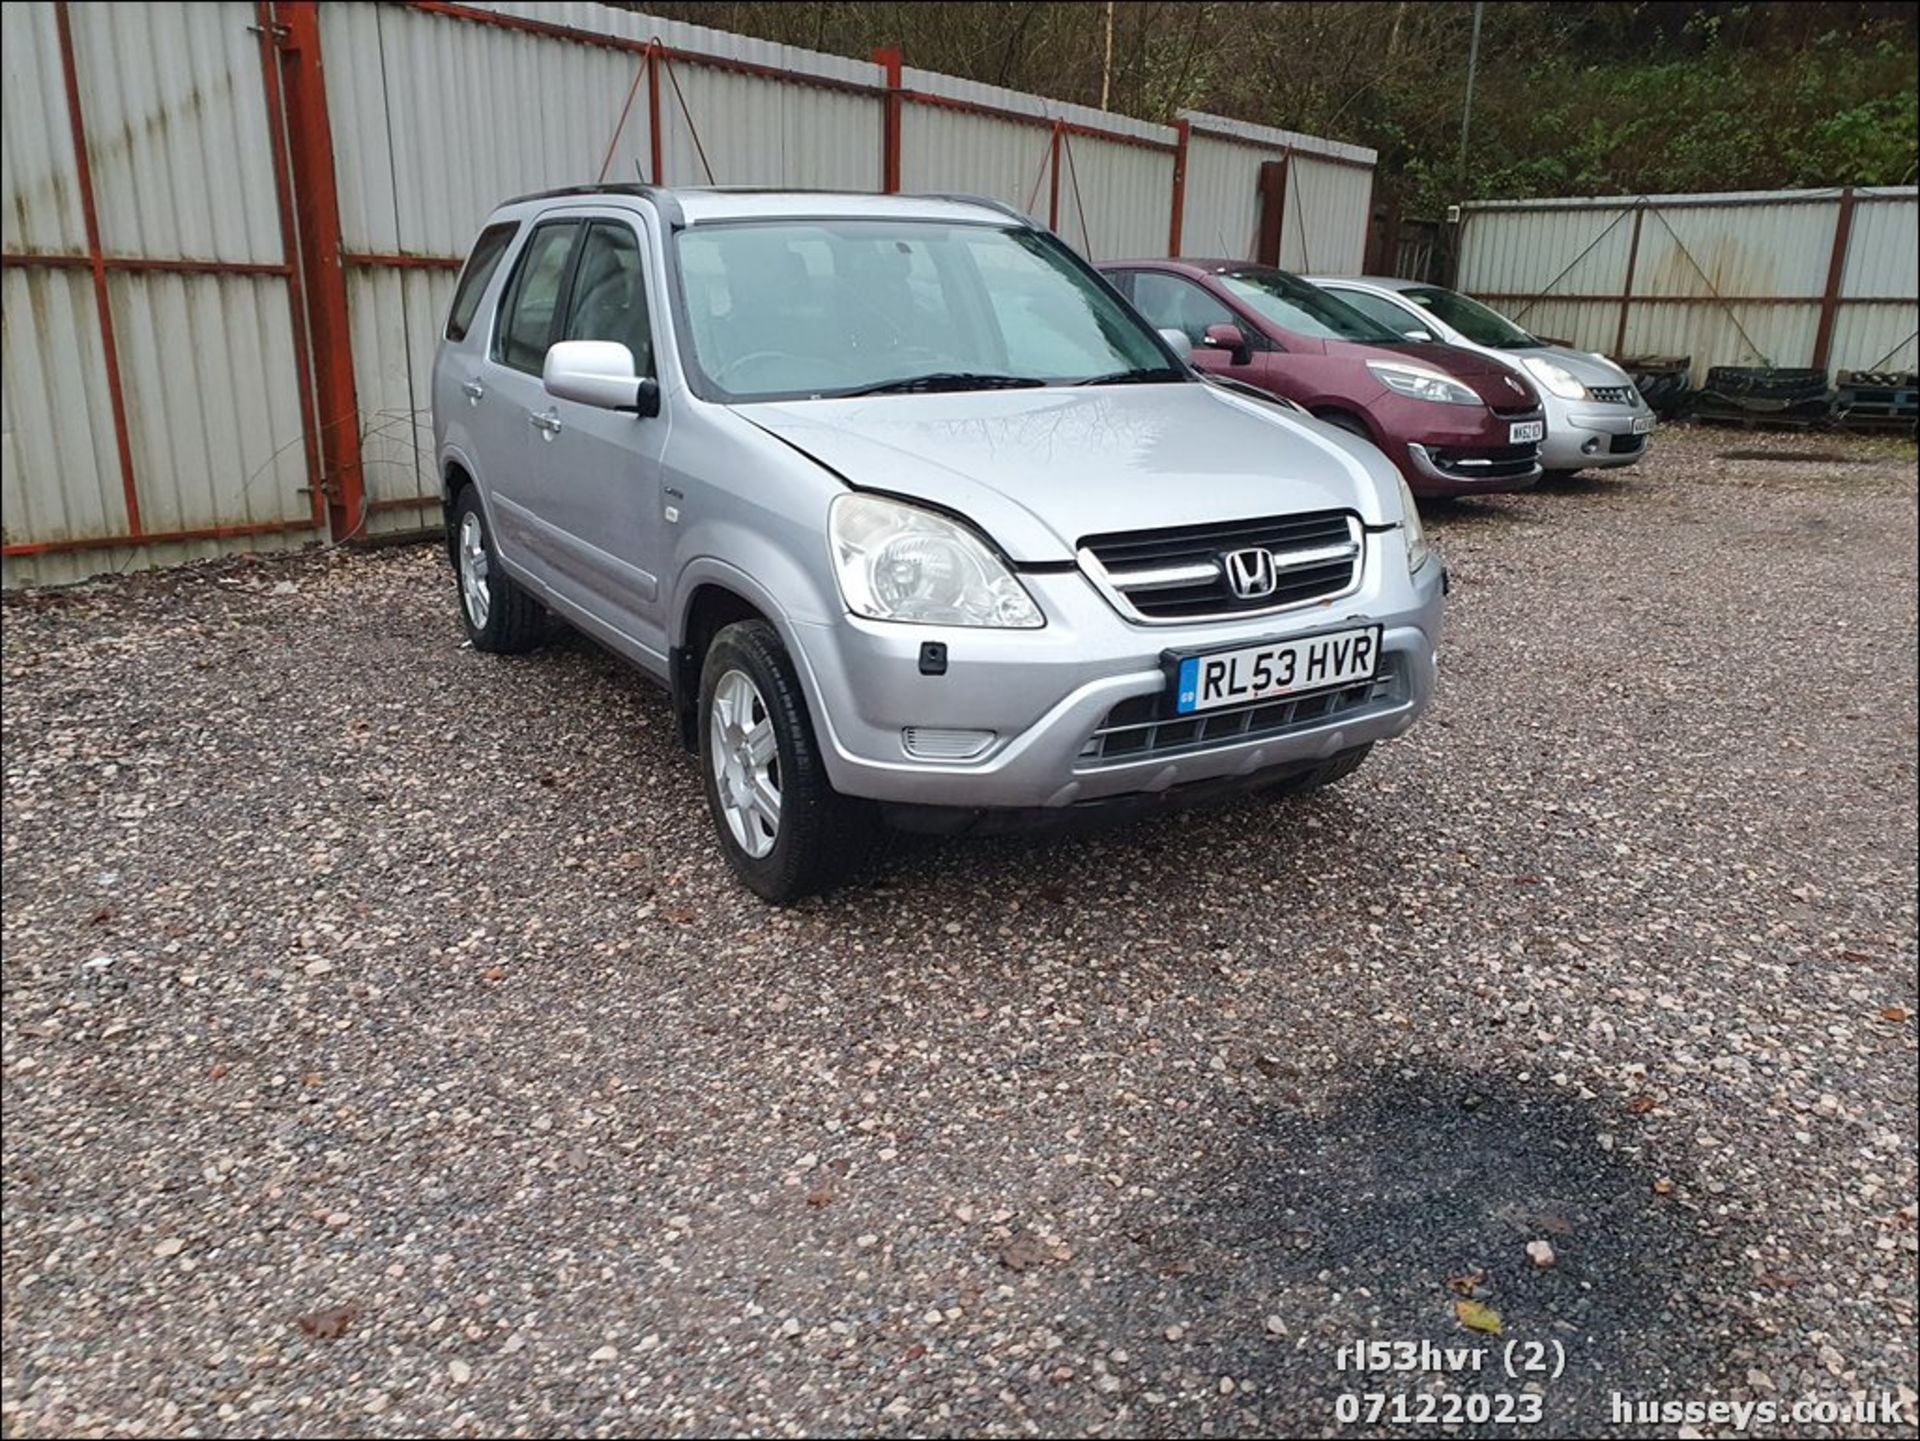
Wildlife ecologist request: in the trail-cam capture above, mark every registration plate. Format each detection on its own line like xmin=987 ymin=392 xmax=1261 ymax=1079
xmin=1509 ymin=419 xmax=1545 ymax=444
xmin=1171 ymin=625 xmax=1382 ymax=715
xmin=1631 ymin=414 xmax=1654 ymax=435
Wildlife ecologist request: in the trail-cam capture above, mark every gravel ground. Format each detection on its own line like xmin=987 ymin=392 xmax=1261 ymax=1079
xmin=3 ymin=424 xmax=1916 ymax=1439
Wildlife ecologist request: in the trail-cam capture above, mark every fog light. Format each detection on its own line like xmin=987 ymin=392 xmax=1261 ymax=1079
xmin=1581 ymin=436 xmax=1602 ymax=455
xmin=902 ymin=727 xmax=995 ymax=760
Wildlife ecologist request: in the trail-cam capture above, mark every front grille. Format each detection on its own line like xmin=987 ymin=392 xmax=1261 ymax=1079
xmin=1426 ymin=444 xmax=1539 ymax=480
xmin=1077 ymin=657 xmax=1404 ymax=769
xmin=1589 ymin=384 xmax=1640 ymax=405
xmin=1079 ymin=510 xmax=1361 ymax=622
xmin=1488 ymin=390 xmax=1539 ymax=417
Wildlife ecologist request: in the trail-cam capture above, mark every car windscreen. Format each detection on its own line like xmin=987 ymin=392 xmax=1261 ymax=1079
xmin=1403 ymin=286 xmax=1538 ymax=348
xmin=672 ymin=219 xmax=1172 ymax=400
xmin=1215 ymin=268 xmax=1403 ymax=343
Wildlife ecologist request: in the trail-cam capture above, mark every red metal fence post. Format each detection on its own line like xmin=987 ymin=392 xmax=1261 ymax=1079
xmin=873 ymin=46 xmax=903 ymax=193
xmin=1811 ymin=186 xmax=1857 ymax=377
xmin=1612 ymin=203 xmax=1645 ymax=358
xmin=1167 ymin=116 xmax=1189 ymax=256
xmin=254 ymin=0 xmax=326 ymax=532
xmin=647 ymin=41 xmax=664 ymax=184
xmin=1255 ymin=157 xmax=1288 ymax=265
xmin=271 ymin=0 xmax=365 ymax=543
xmin=53 ymin=1 xmax=143 ymax=539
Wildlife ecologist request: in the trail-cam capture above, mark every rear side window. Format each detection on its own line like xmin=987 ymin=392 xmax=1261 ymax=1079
xmin=444 ymin=222 xmax=518 ymax=342
xmin=494 ymin=220 xmax=583 ymax=374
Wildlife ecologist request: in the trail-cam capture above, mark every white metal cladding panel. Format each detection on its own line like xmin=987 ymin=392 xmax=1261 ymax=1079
xmin=1279 ymin=155 xmax=1370 ymax=275
xmin=1178 ymin=110 xmax=1376 ymax=168
xmin=325 ymin=2 xmax=656 ymax=258
xmin=345 ymin=266 xmax=458 ymax=529
xmin=908 ymin=67 xmax=1173 ymax=147
xmin=1487 ymin=299 xmax=1617 ymax=353
xmin=1180 ymin=133 xmax=1260 ymax=259
xmin=901 ymin=105 xmax=1056 ymax=224
xmin=1831 ymin=305 xmax=1918 ymax=374
xmin=1049 ymin=135 xmax=1171 ymax=260
xmin=1842 ymin=193 xmax=1919 ymax=302
xmin=1618 ymin=301 xmax=1821 ymax=374
xmin=67 ymin=0 xmax=284 ymax=264
xmin=483 ymin=1 xmax=880 ymax=88
xmin=1 ymin=3 xmax=85 ymax=254
xmin=661 ymin=65 xmax=880 ymax=192
xmin=1630 ymin=199 xmax=1835 ymax=299
xmin=1459 ymin=205 xmax=1634 ymax=300
xmin=1 ymin=267 xmax=127 ymax=558
xmin=107 ymin=271 xmax=315 ymax=533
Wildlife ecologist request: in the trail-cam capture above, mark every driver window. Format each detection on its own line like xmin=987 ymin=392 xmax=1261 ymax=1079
xmin=1131 ymin=272 xmax=1236 ymax=347
xmin=559 ymin=221 xmax=655 ymax=376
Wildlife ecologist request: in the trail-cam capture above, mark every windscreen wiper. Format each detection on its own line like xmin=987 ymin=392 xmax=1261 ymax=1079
xmin=843 ymin=372 xmax=1046 ymax=396
xmin=1075 ymin=366 xmax=1189 ymax=386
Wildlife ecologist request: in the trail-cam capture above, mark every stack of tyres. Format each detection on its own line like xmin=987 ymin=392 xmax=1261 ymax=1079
xmin=1691 ymin=366 xmax=1834 ymax=427
xmin=1835 ymin=371 xmax=1918 ymax=434
xmin=1625 ymin=356 xmax=1693 ymax=419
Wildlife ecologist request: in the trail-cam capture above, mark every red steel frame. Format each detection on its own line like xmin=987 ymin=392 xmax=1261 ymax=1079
xmin=51 ymin=1 xmax=142 ymax=541
xmin=271 ymin=0 xmax=365 ymax=545
xmin=7 ymin=1 xmax=1395 ymax=566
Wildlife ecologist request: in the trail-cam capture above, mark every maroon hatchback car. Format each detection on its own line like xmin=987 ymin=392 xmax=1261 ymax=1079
xmin=1101 ymin=260 xmax=1546 ymax=497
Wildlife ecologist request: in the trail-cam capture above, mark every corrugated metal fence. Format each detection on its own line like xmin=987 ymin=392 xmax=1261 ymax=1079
xmin=1455 ymin=188 xmax=1919 ymax=382
xmin=2 ymin=0 xmax=1377 ymax=586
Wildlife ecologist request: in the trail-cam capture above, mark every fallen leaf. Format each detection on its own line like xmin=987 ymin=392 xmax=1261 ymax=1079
xmin=296 ymin=1305 xmax=357 ymax=1339
xmin=1446 ymin=1268 xmax=1489 ymax=1297
xmin=664 ymin=909 xmax=698 ymax=925
xmin=805 ymin=1188 xmax=833 ymax=1208
xmin=483 ymin=966 xmax=507 ymax=983
xmin=1454 ymin=1299 xmax=1503 ymax=1335
xmin=1651 ymin=1177 xmax=1675 ymax=1195
xmin=208 ymin=1062 xmax=229 ymax=1081
xmin=1626 ymin=1095 xmax=1657 ymax=1115
xmin=1881 ymin=1006 xmax=1913 ymax=1022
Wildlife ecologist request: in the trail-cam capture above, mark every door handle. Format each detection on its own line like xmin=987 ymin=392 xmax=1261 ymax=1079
xmin=529 ymin=410 xmax=562 ymax=436
xmin=461 ymin=379 xmax=485 ymax=401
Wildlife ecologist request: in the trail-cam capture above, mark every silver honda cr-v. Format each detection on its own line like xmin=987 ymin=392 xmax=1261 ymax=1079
xmin=432 ymin=187 xmax=1445 ymax=901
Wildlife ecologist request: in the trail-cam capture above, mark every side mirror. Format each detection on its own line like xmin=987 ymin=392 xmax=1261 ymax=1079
xmin=1201 ymin=322 xmax=1251 ymax=364
xmin=1157 ymin=326 xmax=1192 ymax=362
xmin=543 ymin=340 xmax=661 ymax=417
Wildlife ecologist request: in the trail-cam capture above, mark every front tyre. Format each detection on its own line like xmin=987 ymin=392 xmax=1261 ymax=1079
xmin=452 ymin=487 xmax=545 ymax=653
xmin=698 ymin=619 xmax=873 ymax=903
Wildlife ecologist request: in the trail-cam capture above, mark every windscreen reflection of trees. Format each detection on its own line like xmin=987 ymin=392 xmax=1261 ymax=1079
xmin=1406 ymin=288 xmax=1536 ymax=349
xmin=675 ymin=223 xmax=1164 ymax=399
xmin=1217 ymin=271 xmax=1401 ymax=344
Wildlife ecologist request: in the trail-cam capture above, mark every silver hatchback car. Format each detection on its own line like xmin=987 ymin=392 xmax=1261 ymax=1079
xmin=1308 ymin=275 xmax=1657 ymax=478
xmin=432 ymin=188 xmax=1445 ymax=900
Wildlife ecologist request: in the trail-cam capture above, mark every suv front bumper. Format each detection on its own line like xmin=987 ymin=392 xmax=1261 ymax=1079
xmin=787 ymin=528 xmax=1444 ymax=812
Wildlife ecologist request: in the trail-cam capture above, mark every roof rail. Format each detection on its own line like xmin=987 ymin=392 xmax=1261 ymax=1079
xmin=919 ymin=192 xmax=1031 ymax=223
xmin=502 ymin=183 xmax=683 ymax=227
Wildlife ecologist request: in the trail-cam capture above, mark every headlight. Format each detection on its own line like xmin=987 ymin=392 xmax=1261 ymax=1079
xmin=1366 ymin=360 xmax=1481 ymax=406
xmin=1521 ymin=356 xmax=1587 ymax=400
xmin=829 ymin=493 xmax=1043 ymax=628
xmin=1398 ymin=476 xmax=1431 ymax=573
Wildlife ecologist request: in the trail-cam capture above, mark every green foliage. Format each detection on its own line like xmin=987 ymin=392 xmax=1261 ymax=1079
xmin=634 ymin=2 xmax=1919 ymax=211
